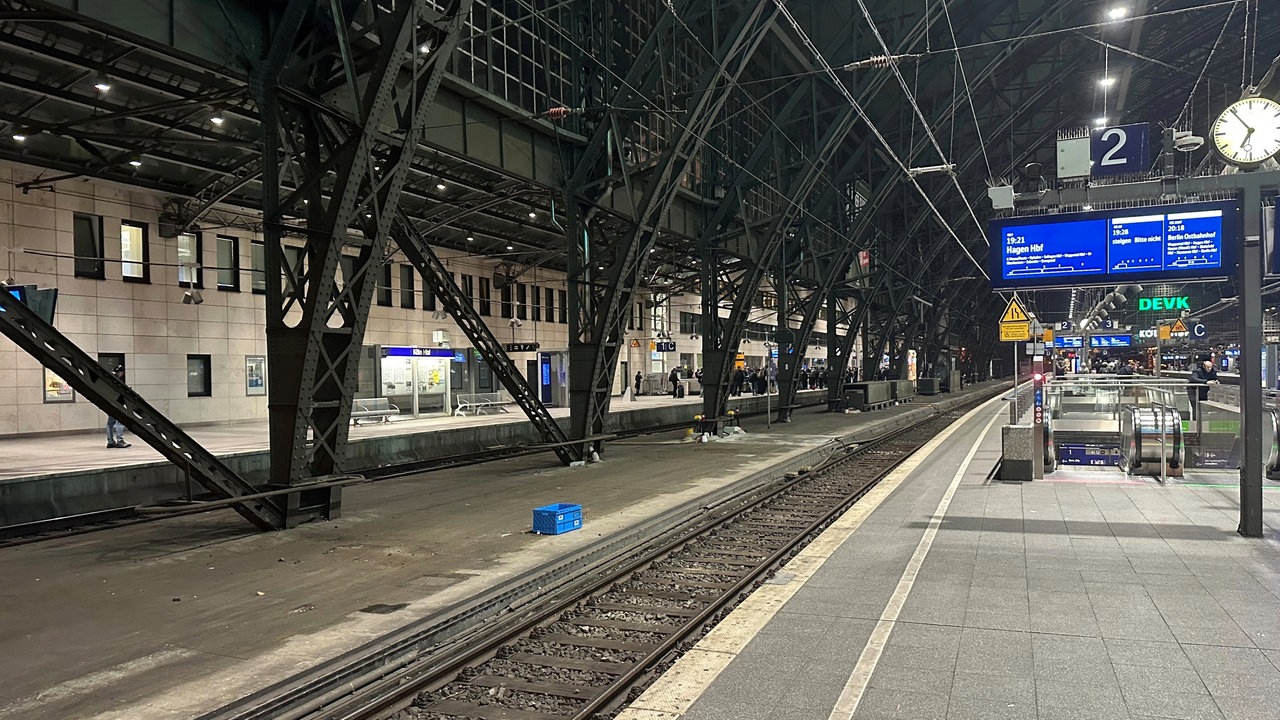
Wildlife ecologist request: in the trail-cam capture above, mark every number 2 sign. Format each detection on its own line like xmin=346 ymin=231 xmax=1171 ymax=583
xmin=1091 ymin=122 xmax=1150 ymax=177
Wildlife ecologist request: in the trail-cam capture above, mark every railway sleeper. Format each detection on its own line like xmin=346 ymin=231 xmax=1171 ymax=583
xmin=538 ymin=633 xmax=660 ymax=653
xmin=587 ymin=601 xmax=702 ymax=616
xmin=640 ymin=576 xmax=738 ymax=590
xmin=563 ymin=616 xmax=682 ymax=633
xmin=670 ymin=553 xmax=759 ymax=566
xmin=508 ymin=651 xmax=630 ymax=674
xmin=424 ymin=698 xmax=570 ymax=720
xmin=467 ymin=673 xmax=603 ymax=700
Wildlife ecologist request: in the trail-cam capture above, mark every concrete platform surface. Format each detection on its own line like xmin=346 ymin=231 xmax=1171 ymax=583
xmin=621 ymin=393 xmax=1280 ymax=720
xmin=0 ymin=383 xmax=995 ymax=720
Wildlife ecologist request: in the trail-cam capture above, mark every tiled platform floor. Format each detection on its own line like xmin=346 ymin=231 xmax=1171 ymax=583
xmin=623 ymin=398 xmax=1280 ymax=720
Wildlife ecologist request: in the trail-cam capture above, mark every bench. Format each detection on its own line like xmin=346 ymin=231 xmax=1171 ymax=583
xmin=454 ymin=392 xmax=513 ymax=416
xmin=351 ymin=397 xmax=398 ymax=425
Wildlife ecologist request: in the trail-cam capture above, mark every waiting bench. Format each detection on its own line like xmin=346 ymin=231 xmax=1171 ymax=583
xmin=351 ymin=397 xmax=398 ymax=425
xmin=454 ymin=392 xmax=513 ymax=416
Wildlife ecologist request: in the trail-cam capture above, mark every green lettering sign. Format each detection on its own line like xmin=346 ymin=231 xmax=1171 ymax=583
xmin=1137 ymin=296 xmax=1190 ymax=311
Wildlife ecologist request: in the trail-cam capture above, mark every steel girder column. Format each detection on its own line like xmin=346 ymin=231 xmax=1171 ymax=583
xmin=0 ymin=291 xmax=285 ymax=529
xmin=252 ymin=0 xmax=470 ymax=524
xmin=565 ymin=0 xmax=778 ymax=455
xmin=701 ymin=102 xmax=861 ymax=423
xmin=391 ymin=197 xmax=578 ymax=465
xmin=774 ymin=154 xmax=865 ymax=417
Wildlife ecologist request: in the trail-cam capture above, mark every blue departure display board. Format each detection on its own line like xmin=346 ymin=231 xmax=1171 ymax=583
xmin=990 ymin=200 xmax=1240 ymax=290
xmin=1053 ymin=336 xmax=1084 ymax=348
xmin=1090 ymin=334 xmax=1132 ymax=348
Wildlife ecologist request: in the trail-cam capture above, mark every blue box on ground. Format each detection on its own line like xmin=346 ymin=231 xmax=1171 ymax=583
xmin=533 ymin=503 xmax=582 ymax=535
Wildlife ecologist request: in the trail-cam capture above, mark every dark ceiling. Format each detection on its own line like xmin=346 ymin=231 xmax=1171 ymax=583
xmin=0 ymin=0 xmax=1277 ymax=343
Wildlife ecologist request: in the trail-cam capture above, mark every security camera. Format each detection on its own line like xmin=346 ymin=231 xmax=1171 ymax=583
xmin=1173 ymin=131 xmax=1204 ymax=152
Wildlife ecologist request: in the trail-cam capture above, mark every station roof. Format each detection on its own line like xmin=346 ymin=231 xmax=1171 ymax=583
xmin=0 ymin=0 xmax=1276 ymax=332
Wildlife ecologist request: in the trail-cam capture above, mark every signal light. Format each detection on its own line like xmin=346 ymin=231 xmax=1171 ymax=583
xmin=1033 ymin=373 xmax=1044 ymax=382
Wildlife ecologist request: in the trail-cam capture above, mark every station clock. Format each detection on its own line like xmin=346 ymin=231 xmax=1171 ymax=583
xmin=1211 ymin=96 xmax=1280 ymax=168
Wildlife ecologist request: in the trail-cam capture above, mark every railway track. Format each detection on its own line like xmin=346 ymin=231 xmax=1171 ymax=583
xmin=199 ymin=388 xmax=1002 ymax=720
xmin=0 ymin=417 xmax=703 ymax=549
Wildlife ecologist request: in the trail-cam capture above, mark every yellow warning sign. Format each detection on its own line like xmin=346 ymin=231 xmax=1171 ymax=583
xmin=1171 ymin=319 xmax=1187 ymax=333
xmin=1000 ymin=296 xmax=1031 ymax=324
xmin=1043 ymin=328 xmax=1054 ymax=344
xmin=630 ymin=339 xmax=641 ymax=348
xmin=1158 ymin=325 xmax=1172 ymax=340
xmin=1000 ymin=322 xmax=1032 ymax=342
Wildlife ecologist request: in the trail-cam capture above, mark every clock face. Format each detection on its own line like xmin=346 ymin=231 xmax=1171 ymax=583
xmin=1212 ymin=96 xmax=1280 ymax=166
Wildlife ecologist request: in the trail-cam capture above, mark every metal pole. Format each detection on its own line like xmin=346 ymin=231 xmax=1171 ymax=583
xmin=1012 ymin=341 xmax=1019 ymax=420
xmin=1239 ymin=181 xmax=1264 ymax=537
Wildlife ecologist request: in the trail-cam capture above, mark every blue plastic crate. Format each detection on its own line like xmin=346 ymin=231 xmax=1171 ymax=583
xmin=533 ymin=502 xmax=582 ymax=535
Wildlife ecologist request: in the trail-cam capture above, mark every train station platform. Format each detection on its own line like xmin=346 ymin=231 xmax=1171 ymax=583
xmin=0 ymin=382 xmax=997 ymax=720
xmin=0 ymin=387 xmax=840 ymax=526
xmin=620 ymin=393 xmax=1280 ymax=720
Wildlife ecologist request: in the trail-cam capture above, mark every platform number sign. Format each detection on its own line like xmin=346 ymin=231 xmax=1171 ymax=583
xmin=1091 ymin=122 xmax=1150 ymax=177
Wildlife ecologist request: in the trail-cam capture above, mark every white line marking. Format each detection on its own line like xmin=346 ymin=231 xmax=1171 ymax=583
xmin=0 ymin=648 xmax=197 ymax=719
xmin=617 ymin=392 xmax=1009 ymax=720
xmin=827 ymin=409 xmax=1004 ymax=720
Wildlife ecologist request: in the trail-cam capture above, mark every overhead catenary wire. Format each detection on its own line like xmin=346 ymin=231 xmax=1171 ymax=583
xmin=770 ymin=0 xmax=988 ymax=281
xmin=1173 ymin=3 xmax=1238 ymax=129
xmin=513 ymin=0 xmax=951 ymax=305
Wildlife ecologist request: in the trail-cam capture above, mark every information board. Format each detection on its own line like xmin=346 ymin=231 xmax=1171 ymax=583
xmin=1090 ymin=334 xmax=1132 ymax=348
xmin=1053 ymin=336 xmax=1084 ymax=348
xmin=990 ymin=200 xmax=1240 ymax=290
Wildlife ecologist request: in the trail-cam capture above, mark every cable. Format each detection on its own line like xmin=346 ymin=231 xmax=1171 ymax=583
xmin=1174 ymin=3 xmax=1237 ymax=129
xmin=939 ymin=0 xmax=993 ymax=180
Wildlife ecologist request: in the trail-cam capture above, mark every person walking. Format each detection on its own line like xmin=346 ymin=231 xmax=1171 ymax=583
xmin=106 ymin=366 xmax=131 ymax=448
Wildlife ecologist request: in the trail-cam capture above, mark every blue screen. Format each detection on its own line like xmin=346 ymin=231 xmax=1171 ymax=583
xmin=1053 ymin=336 xmax=1084 ymax=348
xmin=1090 ymin=334 xmax=1132 ymax=348
xmin=991 ymin=200 xmax=1237 ymax=289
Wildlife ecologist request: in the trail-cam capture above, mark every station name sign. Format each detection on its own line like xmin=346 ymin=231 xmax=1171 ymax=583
xmin=989 ymin=200 xmax=1241 ymax=290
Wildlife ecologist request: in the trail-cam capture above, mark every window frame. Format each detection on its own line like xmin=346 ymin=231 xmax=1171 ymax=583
xmin=186 ymin=354 xmax=213 ymax=397
xmin=120 ymin=220 xmax=150 ymax=284
xmin=250 ymin=240 xmax=266 ymax=294
xmin=399 ymin=264 xmax=416 ymax=309
xmin=216 ymin=235 xmax=240 ymax=291
xmin=73 ymin=213 xmax=105 ymax=280
xmin=177 ymin=231 xmax=203 ymax=289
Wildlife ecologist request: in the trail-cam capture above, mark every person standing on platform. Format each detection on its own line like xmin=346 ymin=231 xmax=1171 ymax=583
xmin=668 ymin=366 xmax=680 ymax=397
xmin=634 ymin=371 xmax=643 ymax=397
xmin=1187 ymin=356 xmax=1218 ymax=420
xmin=106 ymin=366 xmax=131 ymax=449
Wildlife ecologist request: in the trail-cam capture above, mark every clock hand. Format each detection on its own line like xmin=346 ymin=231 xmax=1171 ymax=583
xmin=1230 ymin=108 xmax=1255 ymax=133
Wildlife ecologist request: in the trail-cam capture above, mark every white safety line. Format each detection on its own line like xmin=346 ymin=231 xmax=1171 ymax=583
xmin=827 ymin=408 xmax=1004 ymax=720
xmin=617 ymin=392 xmax=1008 ymax=720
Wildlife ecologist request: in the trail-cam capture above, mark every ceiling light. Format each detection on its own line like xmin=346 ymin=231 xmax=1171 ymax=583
xmin=505 ymin=244 xmax=513 ymax=250
xmin=435 ymin=183 xmax=446 ymax=191
xmin=128 ymin=154 xmax=142 ymax=167
xmin=419 ymin=42 xmax=433 ymax=54
xmin=1094 ymin=117 xmax=1108 ymax=126
xmin=466 ymin=235 xmax=474 ymax=242
xmin=1098 ymin=77 xmax=1116 ymax=88
xmin=93 ymin=76 xmax=111 ymax=93
xmin=528 ymin=212 xmax=537 ymax=219
xmin=1083 ymin=204 xmax=1093 ymax=211
xmin=1107 ymin=7 xmax=1127 ymax=20
xmin=11 ymin=131 xmax=26 ymax=142
xmin=210 ymin=114 xmax=225 ymax=126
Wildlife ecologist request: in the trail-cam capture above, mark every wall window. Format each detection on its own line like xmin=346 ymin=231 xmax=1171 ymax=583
xmin=530 ymin=286 xmax=542 ymax=322
xmin=377 ymin=263 xmax=392 ymax=306
xmin=250 ymin=240 xmax=266 ymax=294
xmin=216 ymin=235 xmax=240 ymax=291
xmin=73 ymin=213 xmax=104 ymax=279
xmin=399 ymin=264 xmax=415 ymax=309
xmin=557 ymin=289 xmax=568 ymax=324
xmin=516 ymin=283 xmax=528 ymax=320
xmin=422 ymin=270 xmax=436 ymax=311
xmin=544 ymin=285 xmax=554 ymax=321
xmin=680 ymin=311 xmax=700 ymax=334
xmin=500 ymin=284 xmax=514 ymax=319
xmin=283 ymin=245 xmax=306 ymax=288
xmin=636 ymin=301 xmax=645 ymax=331
xmin=121 ymin=221 xmax=149 ymax=283
xmin=177 ymin=231 xmax=202 ymax=288
xmin=187 ymin=354 xmax=212 ymax=397
xmin=478 ymin=277 xmax=492 ymax=316
xmin=461 ymin=274 xmax=475 ymax=310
